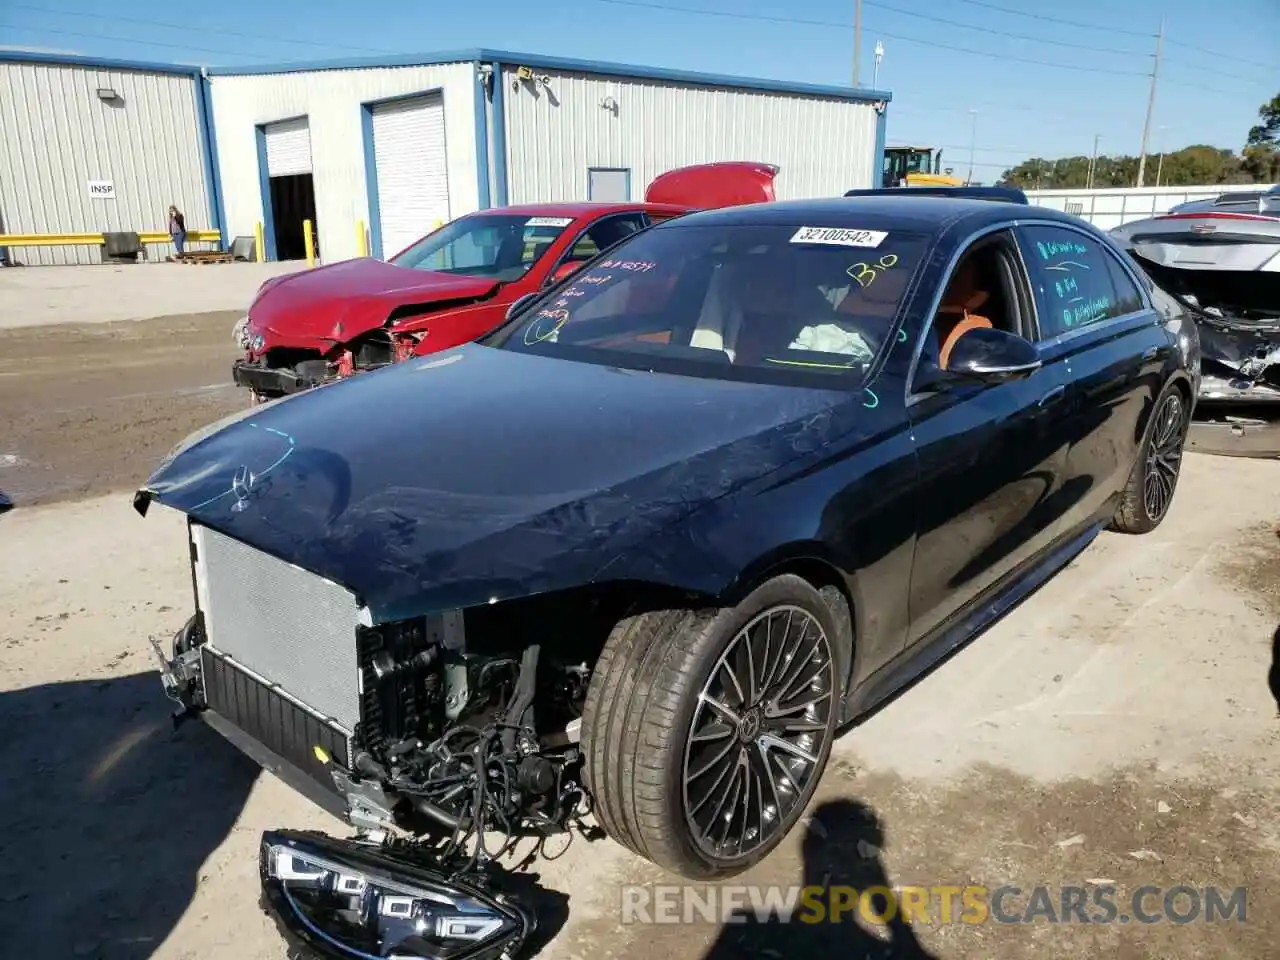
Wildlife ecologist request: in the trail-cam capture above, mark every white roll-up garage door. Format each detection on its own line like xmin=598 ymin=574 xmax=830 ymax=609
xmin=264 ymin=117 xmax=313 ymax=177
xmin=371 ymin=94 xmax=450 ymax=258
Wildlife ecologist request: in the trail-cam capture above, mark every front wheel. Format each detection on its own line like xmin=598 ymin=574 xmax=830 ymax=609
xmin=581 ymin=574 xmax=845 ymax=879
xmin=1110 ymin=383 xmax=1190 ymax=534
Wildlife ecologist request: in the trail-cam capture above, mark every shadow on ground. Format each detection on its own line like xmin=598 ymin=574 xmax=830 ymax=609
xmin=702 ymin=798 xmax=938 ymax=960
xmin=1270 ymin=623 xmax=1280 ymax=716
xmin=0 ymin=671 xmax=258 ymax=958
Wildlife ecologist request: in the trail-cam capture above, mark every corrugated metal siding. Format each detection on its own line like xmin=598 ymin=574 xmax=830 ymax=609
xmin=1028 ymin=183 xmax=1277 ymax=230
xmin=0 ymin=60 xmax=211 ymax=266
xmin=501 ymin=67 xmax=879 ymax=204
xmin=209 ymin=63 xmax=478 ymax=264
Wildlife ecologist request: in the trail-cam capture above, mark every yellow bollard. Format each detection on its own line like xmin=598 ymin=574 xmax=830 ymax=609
xmin=356 ymin=219 xmax=367 ymax=258
xmin=303 ymin=219 xmax=316 ymax=267
xmin=254 ymin=221 xmax=265 ymax=262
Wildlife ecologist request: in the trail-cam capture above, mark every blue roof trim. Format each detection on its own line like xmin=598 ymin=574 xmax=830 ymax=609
xmin=203 ymin=47 xmax=892 ymax=103
xmin=490 ymin=60 xmax=509 ymax=207
xmin=0 ymin=50 xmax=201 ymax=76
xmin=873 ymin=105 xmax=887 ymax=191
xmin=472 ymin=62 xmax=492 ymax=210
xmin=195 ymin=72 xmax=227 ymax=250
xmin=360 ymin=104 xmax=384 ymax=260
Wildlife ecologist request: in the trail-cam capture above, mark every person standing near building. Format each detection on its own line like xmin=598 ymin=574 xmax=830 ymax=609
xmin=168 ymin=204 xmax=187 ymax=257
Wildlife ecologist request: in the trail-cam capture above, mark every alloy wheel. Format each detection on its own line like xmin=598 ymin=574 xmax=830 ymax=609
xmin=682 ymin=605 xmax=836 ymax=862
xmin=1143 ymin=392 xmax=1187 ymax=522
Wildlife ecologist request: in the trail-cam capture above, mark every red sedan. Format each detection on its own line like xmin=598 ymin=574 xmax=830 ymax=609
xmin=232 ymin=161 xmax=779 ymax=402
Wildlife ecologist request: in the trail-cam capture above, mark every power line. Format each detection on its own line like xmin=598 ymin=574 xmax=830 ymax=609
xmin=0 ymin=23 xmax=273 ymax=61
xmin=939 ymin=0 xmax=1156 ymax=38
xmin=862 ymin=0 xmax=1150 ymax=58
xmin=590 ymin=0 xmax=1152 ymax=77
xmin=1164 ymin=38 xmax=1277 ymax=71
xmin=1162 ymin=59 xmax=1275 ymax=87
xmin=1160 ymin=76 xmax=1265 ymax=99
xmin=6 ymin=3 xmax=396 ymax=56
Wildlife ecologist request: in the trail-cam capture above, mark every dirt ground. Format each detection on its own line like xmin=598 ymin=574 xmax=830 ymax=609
xmin=0 ymin=312 xmax=247 ymax=506
xmin=0 ymin=310 xmax=1278 ymax=960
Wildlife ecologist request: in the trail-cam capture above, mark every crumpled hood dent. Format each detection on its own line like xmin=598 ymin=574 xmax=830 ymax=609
xmin=248 ymin=258 xmax=501 ymax=352
xmin=138 ymin=345 xmax=860 ymax=623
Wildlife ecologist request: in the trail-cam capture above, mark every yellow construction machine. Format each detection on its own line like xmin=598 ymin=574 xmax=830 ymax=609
xmin=882 ymin=146 xmax=965 ymax=188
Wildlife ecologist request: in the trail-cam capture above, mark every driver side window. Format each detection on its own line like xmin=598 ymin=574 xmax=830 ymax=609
xmin=914 ymin=232 xmax=1027 ymax=387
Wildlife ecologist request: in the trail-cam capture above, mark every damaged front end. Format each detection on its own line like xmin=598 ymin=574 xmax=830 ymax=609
xmin=233 ymin=325 xmax=415 ymax=402
xmin=260 ymin=830 xmax=535 ymax=960
xmin=145 ymin=518 xmax=605 ymax=959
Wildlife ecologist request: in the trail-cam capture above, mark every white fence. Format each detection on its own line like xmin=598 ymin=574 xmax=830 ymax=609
xmin=1025 ymin=184 xmax=1277 ymax=230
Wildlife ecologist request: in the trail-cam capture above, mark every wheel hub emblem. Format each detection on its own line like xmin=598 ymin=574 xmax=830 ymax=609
xmin=738 ymin=707 xmax=763 ymax=743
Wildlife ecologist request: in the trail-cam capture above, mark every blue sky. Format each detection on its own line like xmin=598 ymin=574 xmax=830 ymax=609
xmin=2 ymin=0 xmax=1275 ymax=180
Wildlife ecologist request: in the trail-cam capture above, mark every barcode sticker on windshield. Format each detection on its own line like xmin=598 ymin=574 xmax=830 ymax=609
xmin=526 ymin=217 xmax=575 ymax=227
xmin=790 ymin=226 xmax=888 ymax=247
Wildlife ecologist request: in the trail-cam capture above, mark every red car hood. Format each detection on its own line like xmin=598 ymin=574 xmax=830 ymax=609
xmin=247 ymin=258 xmax=500 ymax=352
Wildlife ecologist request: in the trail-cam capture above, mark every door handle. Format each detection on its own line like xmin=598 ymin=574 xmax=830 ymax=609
xmin=1037 ymin=385 xmax=1066 ymax=407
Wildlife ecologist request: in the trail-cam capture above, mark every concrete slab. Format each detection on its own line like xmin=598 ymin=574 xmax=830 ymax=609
xmin=0 ymin=260 xmax=309 ymax=329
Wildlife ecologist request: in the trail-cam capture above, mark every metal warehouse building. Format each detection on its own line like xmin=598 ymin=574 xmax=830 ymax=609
xmin=0 ymin=53 xmax=221 ymax=266
xmin=1 ymin=48 xmax=892 ymax=266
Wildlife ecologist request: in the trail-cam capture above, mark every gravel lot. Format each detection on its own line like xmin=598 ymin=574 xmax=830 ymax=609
xmin=0 ymin=282 xmax=1277 ymax=960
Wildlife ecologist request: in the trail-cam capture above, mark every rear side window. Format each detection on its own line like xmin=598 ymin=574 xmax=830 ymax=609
xmin=1016 ymin=224 xmax=1145 ymax=339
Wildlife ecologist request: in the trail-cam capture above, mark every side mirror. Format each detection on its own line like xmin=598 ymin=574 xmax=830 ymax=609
xmin=505 ymin=293 xmax=537 ymax=321
xmin=548 ymin=261 xmax=582 ymax=284
xmin=944 ymin=326 xmax=1042 ymax=382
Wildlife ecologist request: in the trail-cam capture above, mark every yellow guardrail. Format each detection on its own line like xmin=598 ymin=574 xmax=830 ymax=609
xmin=0 ymin=230 xmax=222 ymax=247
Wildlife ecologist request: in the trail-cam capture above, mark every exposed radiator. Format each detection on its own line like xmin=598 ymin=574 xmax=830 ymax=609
xmin=191 ymin=522 xmax=364 ymax=732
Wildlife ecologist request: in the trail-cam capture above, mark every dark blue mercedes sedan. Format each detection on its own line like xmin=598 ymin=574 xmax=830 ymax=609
xmin=136 ymin=189 xmax=1199 ymax=960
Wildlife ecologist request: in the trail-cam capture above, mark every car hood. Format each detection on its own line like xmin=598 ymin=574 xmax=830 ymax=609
xmin=136 ymin=344 xmax=855 ymax=623
xmin=248 ymin=258 xmax=501 ymax=351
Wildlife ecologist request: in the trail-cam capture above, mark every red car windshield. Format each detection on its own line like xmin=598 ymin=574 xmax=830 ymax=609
xmin=494 ymin=222 xmax=930 ymax=388
xmin=389 ymin=213 xmax=579 ymax=282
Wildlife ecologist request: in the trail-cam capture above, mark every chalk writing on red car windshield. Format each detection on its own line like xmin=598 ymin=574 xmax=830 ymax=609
xmin=597 ymin=259 xmax=657 ymax=273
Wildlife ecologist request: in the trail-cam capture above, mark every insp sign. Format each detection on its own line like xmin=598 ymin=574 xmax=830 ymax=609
xmin=87 ymin=180 xmax=115 ymax=199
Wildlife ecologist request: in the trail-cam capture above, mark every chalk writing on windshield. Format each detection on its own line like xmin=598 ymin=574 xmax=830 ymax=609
xmin=597 ymin=259 xmax=656 ymax=273
xmin=846 ymin=253 xmax=900 ymax=289
xmin=524 ymin=308 xmax=570 ymax=345
xmin=577 ymin=273 xmax=615 ymax=285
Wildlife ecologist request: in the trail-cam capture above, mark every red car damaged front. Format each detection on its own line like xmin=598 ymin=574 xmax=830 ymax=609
xmin=230 ymin=161 xmax=780 ymax=403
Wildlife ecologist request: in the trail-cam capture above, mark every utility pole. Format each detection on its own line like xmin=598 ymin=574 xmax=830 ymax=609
xmin=853 ymin=0 xmax=862 ymax=87
xmin=1088 ymin=134 xmax=1101 ymax=188
xmin=1135 ymin=18 xmax=1164 ymax=187
xmin=1154 ymin=125 xmax=1167 ymax=186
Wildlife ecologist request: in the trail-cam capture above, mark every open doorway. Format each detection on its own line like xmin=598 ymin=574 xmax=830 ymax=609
xmin=258 ymin=116 xmax=316 ymax=262
xmin=269 ymin=174 xmax=317 ymax=262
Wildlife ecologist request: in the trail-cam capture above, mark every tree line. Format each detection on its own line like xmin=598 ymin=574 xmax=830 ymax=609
xmin=997 ymin=92 xmax=1280 ymax=190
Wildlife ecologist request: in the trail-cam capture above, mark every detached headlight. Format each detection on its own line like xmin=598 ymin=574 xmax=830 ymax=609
xmin=260 ymin=830 xmax=533 ymax=960
xmin=233 ymin=314 xmax=251 ymax=348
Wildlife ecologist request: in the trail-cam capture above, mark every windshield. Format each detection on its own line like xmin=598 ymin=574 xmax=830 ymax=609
xmin=389 ymin=213 xmax=578 ymax=281
xmin=494 ymin=222 xmax=929 ymax=388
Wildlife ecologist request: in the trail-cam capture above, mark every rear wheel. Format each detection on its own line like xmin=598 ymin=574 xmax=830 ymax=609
xmin=581 ymin=575 xmax=844 ymax=879
xmin=1111 ymin=383 xmax=1190 ymax=534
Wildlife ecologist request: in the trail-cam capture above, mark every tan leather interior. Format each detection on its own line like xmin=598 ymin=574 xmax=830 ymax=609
xmin=935 ymin=257 xmax=995 ymax=369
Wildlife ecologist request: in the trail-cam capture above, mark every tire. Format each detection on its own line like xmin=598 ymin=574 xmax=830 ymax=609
xmin=581 ymin=574 xmax=846 ymax=879
xmin=1110 ymin=382 xmax=1191 ymax=534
